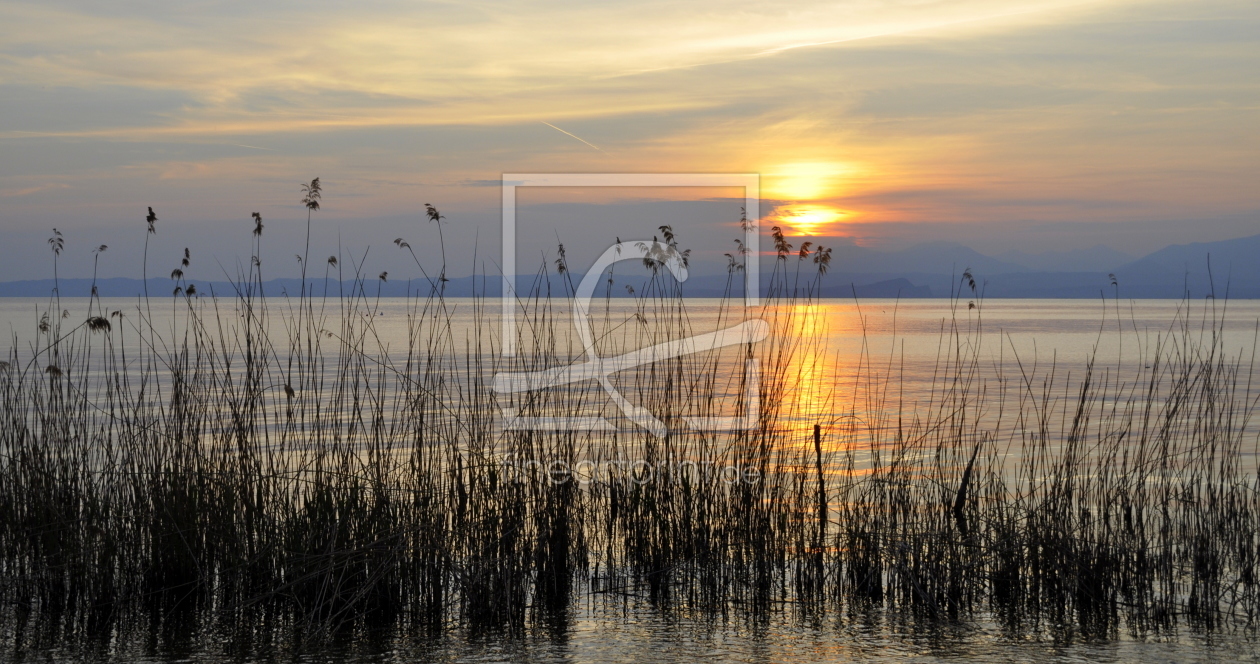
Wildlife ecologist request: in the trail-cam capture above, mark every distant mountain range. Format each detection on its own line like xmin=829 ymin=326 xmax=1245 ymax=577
xmin=2 ymin=233 xmax=1256 ymax=299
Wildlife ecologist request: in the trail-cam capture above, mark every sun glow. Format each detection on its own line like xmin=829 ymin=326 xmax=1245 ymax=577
xmin=761 ymin=161 xmax=853 ymax=235
xmin=765 ymin=162 xmax=850 ymax=200
xmin=772 ymin=204 xmax=844 ymax=236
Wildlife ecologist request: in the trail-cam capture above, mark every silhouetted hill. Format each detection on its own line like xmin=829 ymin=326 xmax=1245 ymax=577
xmin=995 ymin=245 xmax=1134 ymax=273
xmin=843 ymin=278 xmax=933 ymax=298
xmin=1112 ymin=233 xmax=1260 ymax=297
xmin=830 ymin=241 xmax=1024 ymax=275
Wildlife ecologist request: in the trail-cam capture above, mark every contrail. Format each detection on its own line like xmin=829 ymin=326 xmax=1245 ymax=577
xmin=541 ymin=121 xmax=607 ymax=154
xmin=232 ymin=144 xmax=275 ymax=151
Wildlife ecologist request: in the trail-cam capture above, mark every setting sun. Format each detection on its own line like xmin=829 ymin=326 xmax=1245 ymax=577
xmin=771 ymin=203 xmax=844 ymax=236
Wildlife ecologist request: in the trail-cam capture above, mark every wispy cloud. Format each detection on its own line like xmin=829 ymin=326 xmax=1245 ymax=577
xmin=1 ymin=183 xmax=69 ymax=197
xmin=0 ymin=0 xmax=1129 ymax=137
xmin=0 ymin=0 xmax=1258 ymax=281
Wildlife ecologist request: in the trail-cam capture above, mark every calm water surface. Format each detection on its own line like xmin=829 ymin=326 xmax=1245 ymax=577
xmin=7 ymin=296 xmax=1257 ymax=388
xmin=53 ymin=613 xmax=1260 ymax=663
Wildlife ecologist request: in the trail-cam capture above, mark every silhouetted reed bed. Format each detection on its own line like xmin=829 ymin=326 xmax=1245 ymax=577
xmin=1 ymin=210 xmax=1258 ymax=657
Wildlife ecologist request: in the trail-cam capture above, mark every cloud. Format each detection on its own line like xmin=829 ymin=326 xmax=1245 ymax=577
xmin=0 ymin=84 xmax=198 ymax=133
xmin=1 ymin=0 xmax=1258 ymax=281
xmin=1 ymin=182 xmax=69 ymax=197
xmin=0 ymin=0 xmax=1123 ymax=136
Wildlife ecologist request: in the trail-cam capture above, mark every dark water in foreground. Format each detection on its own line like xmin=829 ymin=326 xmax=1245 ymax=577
xmin=21 ymin=613 xmax=1260 ymax=663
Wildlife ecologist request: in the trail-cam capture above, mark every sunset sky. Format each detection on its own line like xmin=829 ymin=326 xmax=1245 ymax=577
xmin=1 ymin=0 xmax=1257 ymax=281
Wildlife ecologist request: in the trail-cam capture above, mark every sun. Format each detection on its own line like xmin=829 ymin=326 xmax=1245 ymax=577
xmin=771 ymin=204 xmax=844 ymax=236
xmin=760 ymin=161 xmax=853 ymax=235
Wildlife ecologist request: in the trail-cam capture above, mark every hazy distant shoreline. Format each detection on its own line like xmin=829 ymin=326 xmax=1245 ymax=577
xmin=6 ymin=232 xmax=1255 ymax=299
xmin=0 ymin=272 xmax=1252 ymax=299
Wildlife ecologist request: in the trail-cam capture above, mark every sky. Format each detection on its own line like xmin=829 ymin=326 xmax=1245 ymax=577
xmin=1 ymin=0 xmax=1257 ymax=281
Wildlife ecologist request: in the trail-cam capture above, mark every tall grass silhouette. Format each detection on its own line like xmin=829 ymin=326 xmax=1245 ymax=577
xmin=0 ymin=181 xmax=1258 ymax=658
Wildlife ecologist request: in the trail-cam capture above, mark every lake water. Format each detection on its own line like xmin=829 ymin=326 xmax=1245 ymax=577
xmin=8 ymin=296 xmax=1257 ymax=391
xmin=3 ymin=296 xmax=1259 ymax=663
xmin=5 ymin=294 xmax=1259 ymax=482
xmin=42 ymin=608 xmax=1260 ymax=663
xmin=6 ymin=295 xmax=1256 ymax=445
